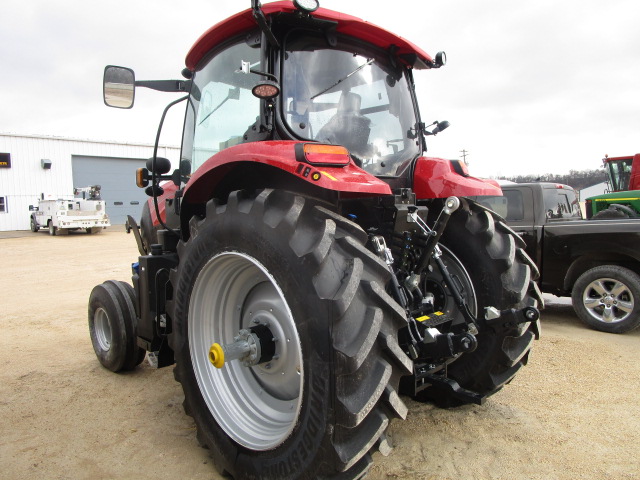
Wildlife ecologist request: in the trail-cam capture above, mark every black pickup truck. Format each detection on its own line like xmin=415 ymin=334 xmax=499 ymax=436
xmin=474 ymin=182 xmax=640 ymax=333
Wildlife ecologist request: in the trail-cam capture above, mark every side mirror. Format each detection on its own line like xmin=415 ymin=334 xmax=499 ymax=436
xmin=29 ymin=205 xmax=38 ymax=211
xmin=432 ymin=120 xmax=450 ymax=135
xmin=146 ymin=157 xmax=172 ymax=175
xmin=103 ymin=65 xmax=135 ymax=108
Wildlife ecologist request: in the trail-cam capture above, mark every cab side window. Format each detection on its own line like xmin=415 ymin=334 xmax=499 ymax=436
xmin=183 ymin=39 xmax=261 ymax=172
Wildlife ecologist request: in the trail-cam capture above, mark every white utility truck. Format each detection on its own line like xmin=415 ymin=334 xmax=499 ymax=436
xmin=30 ymin=185 xmax=111 ymax=235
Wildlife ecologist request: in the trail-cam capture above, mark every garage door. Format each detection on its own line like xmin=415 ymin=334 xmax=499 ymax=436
xmin=72 ymin=155 xmax=148 ymax=225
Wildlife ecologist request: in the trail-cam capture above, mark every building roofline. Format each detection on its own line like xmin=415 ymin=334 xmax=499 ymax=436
xmin=0 ymin=131 xmax=179 ymax=150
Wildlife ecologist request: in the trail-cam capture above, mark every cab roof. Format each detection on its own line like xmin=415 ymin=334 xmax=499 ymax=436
xmin=186 ymin=1 xmax=433 ymax=71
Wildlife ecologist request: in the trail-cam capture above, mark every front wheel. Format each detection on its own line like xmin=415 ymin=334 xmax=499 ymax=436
xmin=30 ymin=217 xmax=39 ymax=232
xmin=169 ymin=189 xmax=411 ymax=479
xmin=572 ymin=265 xmax=640 ymax=333
xmin=88 ymin=280 xmax=146 ymax=372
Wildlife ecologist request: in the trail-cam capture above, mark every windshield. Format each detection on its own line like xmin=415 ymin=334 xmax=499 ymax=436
xmin=607 ymin=159 xmax=633 ymax=191
xmin=282 ymin=33 xmax=421 ymax=176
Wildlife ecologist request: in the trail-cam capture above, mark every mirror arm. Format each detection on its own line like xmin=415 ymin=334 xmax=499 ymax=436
xmin=252 ymin=0 xmax=280 ymax=48
xmin=135 ymin=79 xmax=191 ymax=93
xmin=149 ymin=95 xmax=189 ymax=239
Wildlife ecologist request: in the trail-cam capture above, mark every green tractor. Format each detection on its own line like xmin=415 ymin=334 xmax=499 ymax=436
xmin=586 ymin=154 xmax=640 ymax=219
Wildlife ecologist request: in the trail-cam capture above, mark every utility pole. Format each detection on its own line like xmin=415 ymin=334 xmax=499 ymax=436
xmin=460 ymin=149 xmax=469 ymax=165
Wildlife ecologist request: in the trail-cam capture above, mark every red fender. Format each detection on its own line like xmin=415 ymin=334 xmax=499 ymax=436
xmin=147 ymin=182 xmax=179 ymax=226
xmin=182 ymin=141 xmax=391 ymax=205
xmin=412 ymin=156 xmax=501 ymax=199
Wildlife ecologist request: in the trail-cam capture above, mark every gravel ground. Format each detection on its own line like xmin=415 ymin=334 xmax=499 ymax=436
xmin=1 ymin=228 xmax=639 ymax=480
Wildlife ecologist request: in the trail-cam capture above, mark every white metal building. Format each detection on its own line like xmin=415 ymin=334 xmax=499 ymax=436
xmin=578 ymin=181 xmax=608 ymax=201
xmin=0 ymin=133 xmax=179 ymax=231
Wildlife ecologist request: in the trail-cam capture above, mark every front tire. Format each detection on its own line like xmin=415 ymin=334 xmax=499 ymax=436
xmin=30 ymin=217 xmax=39 ymax=232
xmin=88 ymin=280 xmax=146 ymax=372
xmin=572 ymin=265 xmax=640 ymax=333
xmin=169 ymin=189 xmax=411 ymax=479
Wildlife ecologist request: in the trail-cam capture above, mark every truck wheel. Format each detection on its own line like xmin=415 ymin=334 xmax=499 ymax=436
xmin=168 ymin=189 xmax=411 ymax=479
xmin=571 ymin=265 xmax=640 ymax=333
xmin=88 ymin=280 xmax=146 ymax=372
xmin=48 ymin=223 xmax=56 ymax=236
xmin=418 ymin=199 xmax=541 ymax=404
xmin=30 ymin=217 xmax=39 ymax=232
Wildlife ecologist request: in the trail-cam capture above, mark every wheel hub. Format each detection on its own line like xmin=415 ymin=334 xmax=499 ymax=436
xmin=584 ymin=277 xmax=634 ymax=324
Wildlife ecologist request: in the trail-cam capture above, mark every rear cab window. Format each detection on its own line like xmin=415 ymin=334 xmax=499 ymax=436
xmin=542 ymin=187 xmax=582 ymax=220
xmin=475 ymin=189 xmax=529 ymax=223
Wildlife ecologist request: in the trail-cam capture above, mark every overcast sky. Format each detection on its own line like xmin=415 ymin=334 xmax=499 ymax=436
xmin=1 ymin=0 xmax=638 ymax=178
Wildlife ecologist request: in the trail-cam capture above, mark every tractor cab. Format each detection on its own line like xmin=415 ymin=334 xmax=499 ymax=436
xmin=181 ymin=1 xmax=450 ymax=182
xmin=603 ymin=154 xmax=640 ymax=192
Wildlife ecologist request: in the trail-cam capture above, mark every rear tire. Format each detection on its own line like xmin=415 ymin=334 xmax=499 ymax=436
xmin=48 ymin=223 xmax=56 ymax=236
xmin=168 ymin=189 xmax=411 ymax=479
xmin=572 ymin=265 xmax=640 ymax=333
xmin=418 ymin=199 xmax=541 ymax=404
xmin=88 ymin=280 xmax=146 ymax=372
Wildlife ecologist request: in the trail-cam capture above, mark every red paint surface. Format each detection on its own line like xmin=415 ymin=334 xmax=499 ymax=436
xmin=182 ymin=141 xmax=391 ymax=205
xmin=148 ymin=182 xmax=179 ymax=225
xmin=186 ymin=2 xmax=432 ymax=70
xmin=413 ymin=157 xmax=501 ymax=199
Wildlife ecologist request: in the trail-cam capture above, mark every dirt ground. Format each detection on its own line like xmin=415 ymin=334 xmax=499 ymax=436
xmin=1 ymin=228 xmax=639 ymax=480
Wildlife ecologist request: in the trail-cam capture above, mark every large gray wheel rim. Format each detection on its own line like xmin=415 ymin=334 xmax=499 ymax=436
xmin=424 ymin=245 xmax=478 ymax=324
xmin=582 ymin=277 xmax=634 ymax=324
xmin=188 ymin=251 xmax=303 ymax=450
xmin=94 ymin=307 xmax=112 ymax=351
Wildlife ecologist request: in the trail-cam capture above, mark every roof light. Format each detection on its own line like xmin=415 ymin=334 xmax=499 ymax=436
xmin=293 ymin=0 xmax=319 ymax=13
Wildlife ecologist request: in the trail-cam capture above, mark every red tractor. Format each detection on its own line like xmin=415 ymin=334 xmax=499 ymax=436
xmin=91 ymin=1 xmax=541 ymax=478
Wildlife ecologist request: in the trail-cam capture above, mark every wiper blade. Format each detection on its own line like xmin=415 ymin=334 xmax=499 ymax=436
xmin=310 ymin=58 xmax=374 ymax=100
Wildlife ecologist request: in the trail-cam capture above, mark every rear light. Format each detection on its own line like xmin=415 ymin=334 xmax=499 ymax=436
xmin=296 ymin=143 xmax=351 ymax=167
xmin=251 ymin=81 xmax=280 ymax=100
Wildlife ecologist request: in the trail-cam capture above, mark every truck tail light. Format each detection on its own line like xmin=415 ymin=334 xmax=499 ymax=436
xmin=296 ymin=143 xmax=351 ymax=167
